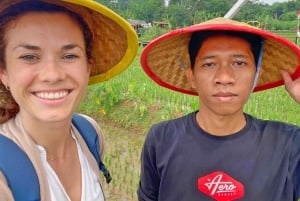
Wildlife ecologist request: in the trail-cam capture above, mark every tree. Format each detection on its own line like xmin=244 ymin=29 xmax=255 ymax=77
xmin=97 ymin=0 xmax=300 ymax=32
xmin=166 ymin=4 xmax=192 ymax=28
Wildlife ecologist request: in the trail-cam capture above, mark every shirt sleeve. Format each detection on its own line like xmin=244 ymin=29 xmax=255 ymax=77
xmin=137 ymin=126 xmax=160 ymax=201
xmin=295 ymin=164 xmax=300 ymax=201
xmin=292 ymin=132 xmax=300 ymax=200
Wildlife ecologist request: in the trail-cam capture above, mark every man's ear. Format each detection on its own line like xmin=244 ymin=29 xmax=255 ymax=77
xmin=185 ymin=68 xmax=196 ymax=89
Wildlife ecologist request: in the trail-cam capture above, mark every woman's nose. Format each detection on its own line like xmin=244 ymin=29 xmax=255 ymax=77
xmin=38 ymin=59 xmax=66 ymax=82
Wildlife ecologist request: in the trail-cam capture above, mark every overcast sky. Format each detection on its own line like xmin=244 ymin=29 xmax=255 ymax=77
xmin=258 ymin=0 xmax=289 ymax=4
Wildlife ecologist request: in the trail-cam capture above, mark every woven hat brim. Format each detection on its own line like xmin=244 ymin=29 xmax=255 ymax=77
xmin=1 ymin=0 xmax=138 ymax=84
xmin=60 ymin=0 xmax=139 ymax=84
xmin=141 ymin=17 xmax=300 ymax=95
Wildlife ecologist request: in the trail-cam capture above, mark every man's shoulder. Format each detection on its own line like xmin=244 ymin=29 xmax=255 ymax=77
xmin=145 ymin=112 xmax=196 ymax=143
xmin=248 ymin=114 xmax=300 ymax=144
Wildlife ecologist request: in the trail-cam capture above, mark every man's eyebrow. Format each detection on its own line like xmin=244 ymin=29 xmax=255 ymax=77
xmin=231 ymin=54 xmax=249 ymax=58
xmin=199 ymin=54 xmax=250 ymax=61
xmin=200 ymin=55 xmax=216 ymax=60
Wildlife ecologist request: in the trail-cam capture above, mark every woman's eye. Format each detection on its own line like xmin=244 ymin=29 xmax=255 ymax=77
xmin=63 ymin=54 xmax=79 ymax=60
xmin=19 ymin=55 xmax=39 ymax=62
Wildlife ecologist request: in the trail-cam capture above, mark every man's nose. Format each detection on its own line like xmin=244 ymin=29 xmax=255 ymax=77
xmin=214 ymin=65 xmax=236 ymax=85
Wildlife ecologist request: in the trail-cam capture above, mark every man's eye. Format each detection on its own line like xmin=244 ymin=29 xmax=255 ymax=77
xmin=202 ymin=63 xmax=215 ymax=68
xmin=233 ymin=61 xmax=247 ymax=67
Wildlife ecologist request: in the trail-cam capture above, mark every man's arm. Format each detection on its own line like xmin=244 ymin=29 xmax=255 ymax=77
xmin=137 ymin=128 xmax=160 ymax=201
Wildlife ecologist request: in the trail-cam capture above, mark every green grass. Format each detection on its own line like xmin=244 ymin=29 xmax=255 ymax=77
xmin=272 ymin=30 xmax=297 ymax=43
xmin=77 ymin=32 xmax=300 ymax=200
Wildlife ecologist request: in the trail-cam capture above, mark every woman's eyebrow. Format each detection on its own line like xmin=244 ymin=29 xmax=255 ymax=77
xmin=12 ymin=44 xmax=84 ymax=51
xmin=61 ymin=44 xmax=83 ymax=51
xmin=13 ymin=44 xmax=40 ymax=51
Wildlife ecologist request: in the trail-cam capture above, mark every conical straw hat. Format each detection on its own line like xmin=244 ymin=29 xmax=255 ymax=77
xmin=141 ymin=17 xmax=300 ymax=95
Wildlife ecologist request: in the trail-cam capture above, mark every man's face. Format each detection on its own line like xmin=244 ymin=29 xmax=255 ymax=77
xmin=186 ymin=35 xmax=256 ymax=117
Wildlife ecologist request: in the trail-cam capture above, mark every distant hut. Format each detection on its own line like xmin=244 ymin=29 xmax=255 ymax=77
xmin=127 ymin=19 xmax=148 ymax=36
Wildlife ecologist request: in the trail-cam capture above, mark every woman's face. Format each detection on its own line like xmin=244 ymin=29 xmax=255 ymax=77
xmin=0 ymin=12 xmax=91 ymax=123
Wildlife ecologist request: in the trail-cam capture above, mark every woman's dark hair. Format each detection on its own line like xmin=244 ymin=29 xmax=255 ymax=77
xmin=188 ymin=30 xmax=263 ymax=69
xmin=0 ymin=0 xmax=93 ymax=67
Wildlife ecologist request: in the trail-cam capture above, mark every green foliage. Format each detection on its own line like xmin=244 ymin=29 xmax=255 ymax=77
xmin=281 ymin=11 xmax=298 ymax=21
xmin=268 ymin=19 xmax=297 ymax=30
xmin=166 ymin=4 xmax=193 ymax=28
xmin=129 ymin=0 xmax=165 ymax=22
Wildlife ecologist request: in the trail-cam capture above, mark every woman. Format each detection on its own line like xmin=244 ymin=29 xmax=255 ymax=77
xmin=0 ymin=0 xmax=138 ymax=200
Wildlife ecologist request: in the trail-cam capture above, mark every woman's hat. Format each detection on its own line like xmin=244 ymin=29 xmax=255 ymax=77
xmin=1 ymin=0 xmax=138 ymax=85
xmin=140 ymin=17 xmax=300 ymax=95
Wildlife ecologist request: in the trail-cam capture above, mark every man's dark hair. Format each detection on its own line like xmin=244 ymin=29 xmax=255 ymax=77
xmin=188 ymin=30 xmax=263 ymax=69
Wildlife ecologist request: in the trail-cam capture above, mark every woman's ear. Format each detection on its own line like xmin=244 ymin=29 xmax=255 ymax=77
xmin=185 ymin=68 xmax=196 ymax=89
xmin=0 ymin=67 xmax=9 ymax=86
xmin=87 ymin=59 xmax=93 ymax=75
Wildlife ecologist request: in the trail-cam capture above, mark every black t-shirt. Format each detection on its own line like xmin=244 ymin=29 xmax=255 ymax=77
xmin=138 ymin=112 xmax=300 ymax=201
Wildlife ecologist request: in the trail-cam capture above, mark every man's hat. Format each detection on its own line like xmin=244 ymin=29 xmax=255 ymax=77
xmin=0 ymin=0 xmax=138 ymax=84
xmin=140 ymin=17 xmax=300 ymax=95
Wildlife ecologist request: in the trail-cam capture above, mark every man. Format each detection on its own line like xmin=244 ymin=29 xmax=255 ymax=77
xmin=0 ymin=0 xmax=138 ymax=200
xmin=137 ymin=17 xmax=300 ymax=201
